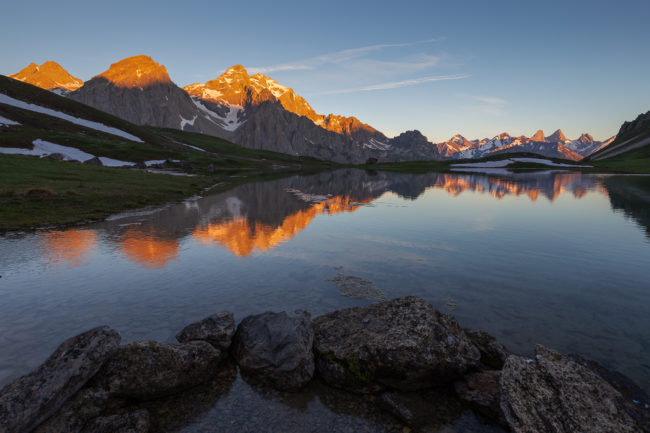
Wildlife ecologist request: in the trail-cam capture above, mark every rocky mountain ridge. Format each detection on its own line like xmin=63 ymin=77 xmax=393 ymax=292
xmin=8 ymin=57 xmax=617 ymax=163
xmin=437 ymin=129 xmax=614 ymax=161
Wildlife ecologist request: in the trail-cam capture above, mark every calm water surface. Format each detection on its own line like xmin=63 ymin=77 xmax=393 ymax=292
xmin=1 ymin=169 xmax=649 ymax=431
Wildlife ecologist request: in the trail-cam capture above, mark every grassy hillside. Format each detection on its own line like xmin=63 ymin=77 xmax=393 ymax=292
xmin=0 ymin=76 xmax=333 ymax=230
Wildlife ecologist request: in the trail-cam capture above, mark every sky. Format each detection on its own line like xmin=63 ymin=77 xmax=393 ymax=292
xmin=2 ymin=0 xmax=649 ymax=142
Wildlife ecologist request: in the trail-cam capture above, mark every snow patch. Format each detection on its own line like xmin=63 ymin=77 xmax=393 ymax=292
xmin=0 ymin=139 xmax=134 ymax=166
xmin=0 ymin=115 xmax=20 ymax=126
xmin=363 ymin=138 xmax=391 ymax=151
xmin=0 ymin=93 xmax=143 ymax=142
xmin=452 ymin=158 xmax=589 ymax=168
xmin=179 ymin=114 xmax=197 ymax=130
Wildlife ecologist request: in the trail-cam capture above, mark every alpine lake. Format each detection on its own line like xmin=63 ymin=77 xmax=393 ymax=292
xmin=1 ymin=168 xmax=649 ymax=432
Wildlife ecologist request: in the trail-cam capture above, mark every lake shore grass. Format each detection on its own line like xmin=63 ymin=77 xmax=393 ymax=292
xmin=0 ymin=154 xmax=321 ymax=232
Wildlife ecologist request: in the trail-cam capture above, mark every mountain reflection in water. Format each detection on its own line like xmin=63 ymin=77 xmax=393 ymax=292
xmin=36 ymin=169 xmax=647 ymax=269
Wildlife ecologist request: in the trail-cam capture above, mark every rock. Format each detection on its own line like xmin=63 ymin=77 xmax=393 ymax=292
xmin=378 ymin=392 xmax=432 ymax=427
xmin=464 ymin=329 xmax=508 ymax=369
xmin=500 ymin=345 xmax=643 ymax=433
xmin=567 ymin=354 xmax=649 ymax=431
xmin=134 ymin=161 xmax=147 ymax=169
xmin=326 ymin=273 xmax=386 ymax=301
xmin=176 ymin=311 xmax=235 ymax=351
xmin=46 ymin=153 xmax=65 ymax=160
xmin=94 ymin=340 xmax=221 ymax=400
xmin=83 ymin=156 xmax=103 ymax=166
xmin=455 ymin=370 xmax=505 ymax=425
xmin=231 ymin=310 xmax=314 ymax=391
xmin=0 ymin=326 xmax=120 ymax=433
xmin=378 ymin=388 xmax=465 ymax=429
xmin=80 ymin=409 xmax=149 ymax=433
xmin=312 ymin=296 xmax=481 ymax=393
xmin=33 ymin=386 xmax=112 ymax=433
xmin=207 ymin=163 xmax=214 ymax=173
xmin=365 ymin=157 xmax=378 ymax=165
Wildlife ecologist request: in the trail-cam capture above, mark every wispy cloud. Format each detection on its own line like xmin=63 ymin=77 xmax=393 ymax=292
xmin=249 ymin=38 xmax=444 ymax=74
xmin=313 ymin=74 xmax=469 ymax=95
xmin=473 ymin=96 xmax=506 ymax=105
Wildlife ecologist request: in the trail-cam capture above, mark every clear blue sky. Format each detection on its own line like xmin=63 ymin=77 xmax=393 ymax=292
xmin=2 ymin=0 xmax=649 ymax=142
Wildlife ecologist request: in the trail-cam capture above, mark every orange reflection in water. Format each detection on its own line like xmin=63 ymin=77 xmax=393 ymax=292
xmin=119 ymin=229 xmax=179 ymax=269
xmin=41 ymin=230 xmax=98 ymax=267
xmin=193 ymin=195 xmax=369 ymax=257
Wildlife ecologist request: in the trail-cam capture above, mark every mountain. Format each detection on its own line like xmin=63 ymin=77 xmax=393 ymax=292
xmin=69 ymin=55 xmax=225 ymax=136
xmin=589 ymin=110 xmax=650 ymax=161
xmin=439 ymin=128 xmax=608 ymax=161
xmin=9 ymin=61 xmax=83 ymax=95
xmin=184 ymin=65 xmax=386 ymax=144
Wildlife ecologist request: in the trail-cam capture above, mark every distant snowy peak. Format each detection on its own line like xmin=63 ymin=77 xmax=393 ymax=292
xmin=9 ymin=61 xmax=83 ymax=92
xmin=546 ymin=129 xmax=569 ymax=143
xmin=438 ymin=128 xmax=609 ymax=160
xmin=530 ymin=129 xmax=546 ymax=142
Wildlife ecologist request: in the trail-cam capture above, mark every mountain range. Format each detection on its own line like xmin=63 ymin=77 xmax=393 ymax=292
xmin=7 ymin=56 xmax=617 ymax=163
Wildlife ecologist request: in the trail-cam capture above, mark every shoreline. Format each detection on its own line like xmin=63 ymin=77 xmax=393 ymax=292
xmin=1 ymin=296 xmax=647 ymax=433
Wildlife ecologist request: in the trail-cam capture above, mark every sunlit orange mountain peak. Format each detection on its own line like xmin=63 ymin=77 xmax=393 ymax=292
xmin=95 ymin=55 xmax=173 ymax=88
xmin=184 ymin=64 xmax=383 ymax=142
xmin=530 ymin=129 xmax=546 ymax=142
xmin=9 ymin=61 xmax=83 ymax=92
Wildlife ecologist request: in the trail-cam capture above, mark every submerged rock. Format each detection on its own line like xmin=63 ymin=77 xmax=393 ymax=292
xmin=313 ymin=296 xmax=481 ymax=393
xmin=176 ymin=311 xmax=236 ymax=351
xmin=94 ymin=340 xmax=221 ymax=400
xmin=378 ymin=388 xmax=466 ymax=429
xmin=33 ymin=386 xmax=112 ymax=433
xmin=0 ymin=326 xmax=120 ymax=433
xmin=500 ymin=345 xmax=644 ymax=433
xmin=464 ymin=328 xmax=508 ymax=369
xmin=326 ymin=273 xmax=386 ymax=301
xmin=80 ymin=409 xmax=149 ymax=433
xmin=231 ymin=310 xmax=314 ymax=391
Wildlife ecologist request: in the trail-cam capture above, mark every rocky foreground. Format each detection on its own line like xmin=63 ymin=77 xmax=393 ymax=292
xmin=0 ymin=296 xmax=647 ymax=433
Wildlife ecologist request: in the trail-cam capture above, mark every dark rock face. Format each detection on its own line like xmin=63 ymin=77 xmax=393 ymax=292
xmin=312 ymin=296 xmax=481 ymax=393
xmin=80 ymin=409 xmax=149 ymax=433
xmin=500 ymin=345 xmax=643 ymax=433
xmin=455 ymin=370 xmax=504 ymax=425
xmin=231 ymin=310 xmax=315 ymax=391
xmin=0 ymin=326 xmax=120 ymax=433
xmin=46 ymin=152 xmax=65 ymax=160
xmin=176 ymin=311 xmax=236 ymax=351
xmin=378 ymin=388 xmax=466 ymax=430
xmin=94 ymin=341 xmax=221 ymax=400
xmin=83 ymin=156 xmax=103 ymax=166
xmin=464 ymin=329 xmax=508 ymax=369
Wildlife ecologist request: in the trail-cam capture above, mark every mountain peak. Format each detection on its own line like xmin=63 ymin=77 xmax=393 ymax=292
xmin=546 ymin=129 xmax=567 ymax=142
xmin=577 ymin=133 xmax=594 ymax=144
xmin=530 ymin=129 xmax=546 ymax=142
xmin=9 ymin=60 xmax=83 ymax=91
xmin=96 ymin=55 xmax=172 ymax=88
xmin=494 ymin=132 xmax=511 ymax=140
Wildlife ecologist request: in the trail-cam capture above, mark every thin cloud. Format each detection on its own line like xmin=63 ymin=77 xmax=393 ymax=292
xmin=249 ymin=37 xmax=445 ymax=73
xmin=474 ymin=96 xmax=506 ymax=105
xmin=313 ymin=74 xmax=469 ymax=95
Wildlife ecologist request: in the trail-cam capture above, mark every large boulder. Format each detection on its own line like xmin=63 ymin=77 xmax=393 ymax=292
xmin=0 ymin=326 xmax=120 ymax=433
xmin=500 ymin=345 xmax=645 ymax=433
xmin=312 ymin=296 xmax=481 ymax=393
xmin=231 ymin=310 xmax=314 ymax=391
xmin=176 ymin=311 xmax=236 ymax=351
xmin=94 ymin=340 xmax=221 ymax=400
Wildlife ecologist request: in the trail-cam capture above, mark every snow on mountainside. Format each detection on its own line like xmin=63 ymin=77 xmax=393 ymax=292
xmin=439 ymin=128 xmax=612 ymax=161
xmin=9 ymin=61 xmax=83 ymax=94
